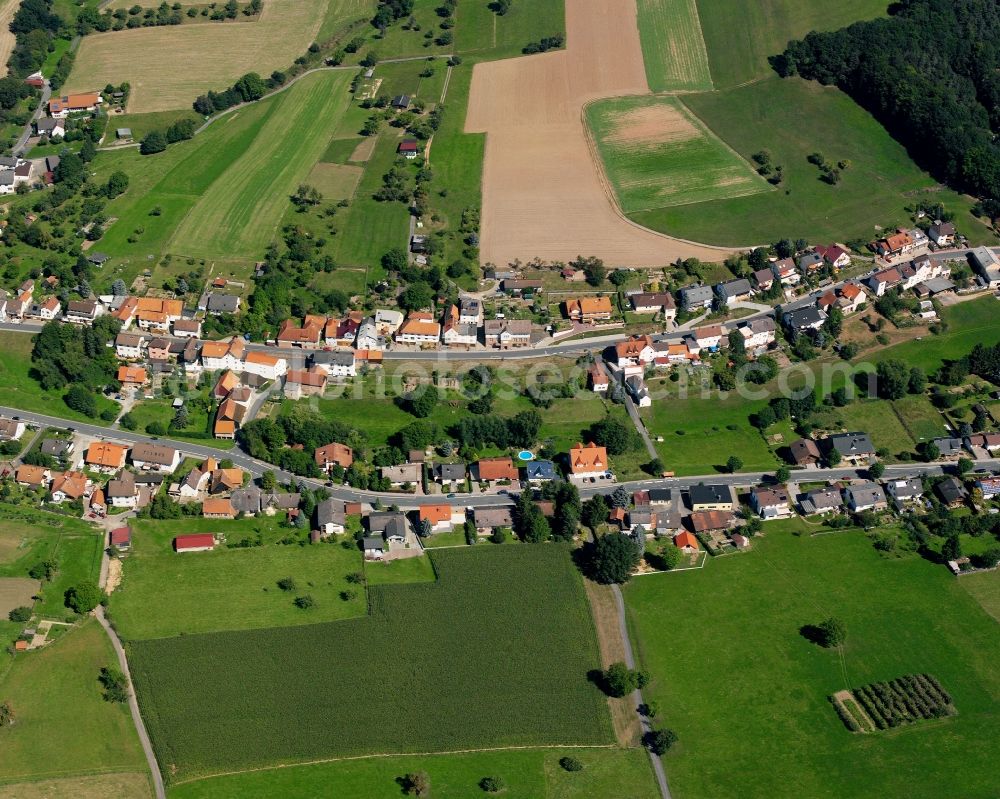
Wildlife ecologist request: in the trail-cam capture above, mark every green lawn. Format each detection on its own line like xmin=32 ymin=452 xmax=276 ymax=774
xmin=363 ymin=552 xmax=437 ymax=585
xmin=633 ymin=78 xmax=993 ymax=247
xmin=170 ymin=747 xmax=656 ymax=799
xmin=421 ymin=529 xmax=468 ymax=548
xmin=126 ymin=397 xmax=234 ymax=450
xmin=128 ymin=546 xmax=612 ymax=781
xmin=626 ymin=523 xmax=1000 ymax=799
xmin=635 ymin=0 xmax=713 ymax=91
xmin=695 ymin=0 xmax=888 ymax=88
xmin=836 ymin=400 xmax=915 ymax=458
xmin=586 ymin=95 xmax=770 ymax=213
xmin=0 ymin=620 xmax=150 ymax=785
xmin=172 ymin=71 xmax=354 ymax=260
xmin=892 ymin=394 xmax=948 ymax=443
xmin=105 ymin=109 xmax=201 ymax=142
xmin=108 ymin=518 xmax=370 ymax=640
xmin=0 ymin=332 xmax=117 ymax=425
xmin=640 ymin=387 xmax=777 ymax=475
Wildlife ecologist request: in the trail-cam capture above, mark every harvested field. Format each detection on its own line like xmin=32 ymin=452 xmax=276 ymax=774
xmin=0 ymin=577 xmax=38 ymax=616
xmin=466 ymin=0 xmax=739 ymax=267
xmin=305 ymin=162 xmax=363 ymax=202
xmin=587 ymin=95 xmax=770 ymax=212
xmin=348 ymin=136 xmax=378 ymax=162
xmin=63 ymin=0 xmax=327 ymax=112
xmin=0 ymin=0 xmax=19 ymax=77
xmin=0 ymin=773 xmax=153 ymax=799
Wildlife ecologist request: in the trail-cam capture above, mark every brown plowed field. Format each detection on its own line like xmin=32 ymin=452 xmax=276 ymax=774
xmin=466 ymin=0 xmax=739 ymax=267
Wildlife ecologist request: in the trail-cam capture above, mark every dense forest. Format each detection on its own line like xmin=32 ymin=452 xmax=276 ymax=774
xmin=775 ymin=0 xmax=1000 ymax=207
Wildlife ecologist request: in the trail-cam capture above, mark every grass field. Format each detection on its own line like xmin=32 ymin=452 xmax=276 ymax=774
xmin=892 ymin=394 xmax=948 ymax=443
xmin=455 ymin=0 xmax=566 ymax=60
xmin=304 ymin=162 xmax=363 ymax=202
xmin=126 ymin=397 xmax=235 ymax=450
xmin=633 ymin=78 xmax=993 ymax=247
xmin=587 ymin=95 xmax=769 ymax=213
xmin=694 ymin=0 xmax=887 ymax=88
xmin=170 ymin=747 xmax=656 ymax=798
xmin=104 ymin=109 xmax=200 ymax=142
xmin=0 ymin=772 xmax=152 ymax=799
xmin=64 ymin=0 xmax=329 ymax=112
xmin=835 ymin=400 xmax=916 ymax=458
xmin=0 ymin=332 xmax=116 ymax=424
xmin=109 ymin=517 xmax=369 ymax=640
xmin=635 ymin=0 xmax=713 ymax=91
xmin=171 ymin=70 xmax=354 ymax=259
xmin=626 ymin=523 xmax=1000 ymax=799
xmin=640 ymin=388 xmax=777 ymax=475
xmin=0 ymin=620 xmax=150 ymax=785
xmin=129 ymin=546 xmax=612 ymax=781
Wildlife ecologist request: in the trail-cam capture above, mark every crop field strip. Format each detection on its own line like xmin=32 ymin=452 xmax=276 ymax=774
xmin=586 ymin=95 xmax=770 ymax=213
xmin=128 ymin=546 xmax=613 ymax=782
xmin=634 ymin=0 xmax=712 ymax=92
xmin=63 ymin=0 xmax=329 ymax=112
xmin=170 ymin=70 xmax=354 ymax=259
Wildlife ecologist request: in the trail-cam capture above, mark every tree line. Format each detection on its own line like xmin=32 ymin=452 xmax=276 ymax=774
xmin=775 ymin=0 xmax=1000 ymax=205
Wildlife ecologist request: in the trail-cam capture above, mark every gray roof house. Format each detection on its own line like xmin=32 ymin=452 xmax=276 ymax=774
xmin=367 ymin=512 xmax=409 ymax=536
xmin=844 ymin=482 xmax=887 ymax=513
xmin=936 ymin=476 xmax=968 ymax=506
xmin=316 ymin=498 xmax=346 ymax=534
xmin=828 ymin=432 xmax=876 ymax=462
xmin=714 ymin=278 xmax=753 ymax=305
xmin=203 ymin=293 xmax=241 ymax=315
xmin=525 ymin=460 xmax=557 ymax=482
xmin=473 ymin=507 xmax=513 ymax=530
xmin=782 ymin=305 xmax=827 ymax=332
xmin=679 ymin=284 xmax=714 ymax=309
xmin=435 ymin=462 xmax=467 ymax=483
xmin=797 ymin=252 xmax=824 ymax=272
xmin=799 ymin=486 xmax=843 ymax=515
xmin=933 ymin=437 xmax=964 ymax=459
xmin=40 ymin=439 xmax=72 ymax=458
xmin=883 ymin=478 xmax=923 ymax=509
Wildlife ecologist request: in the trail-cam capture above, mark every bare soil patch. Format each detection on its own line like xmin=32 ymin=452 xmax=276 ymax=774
xmin=0 ymin=577 xmax=38 ymax=615
xmin=466 ymin=0 xmax=738 ymax=267
xmin=348 ymin=136 xmax=378 ymax=163
xmin=105 ymin=557 xmax=123 ymax=594
xmin=604 ymin=103 xmax=699 ymax=147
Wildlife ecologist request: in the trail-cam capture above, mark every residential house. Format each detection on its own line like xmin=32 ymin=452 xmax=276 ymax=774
xmin=844 ymin=482 xmax=887 ymax=513
xmin=782 ymin=305 xmax=826 ymax=333
xmin=115 ymin=332 xmax=146 ymax=360
xmin=367 ymin=512 xmax=409 ymax=544
xmin=107 ymin=472 xmax=139 ymax=508
xmin=568 ymin=442 xmax=609 ymax=480
xmin=172 ymin=318 xmax=201 ymax=338
xmin=435 ymin=462 xmax=466 ymax=488
xmin=86 ymin=442 xmax=128 ymax=472
xmin=213 ymin=370 xmax=240 ymax=399
xmin=243 ymin=350 xmax=288 ymax=381
xmin=751 ymin=485 xmax=792 ymax=519
xmin=693 ymin=324 xmax=723 ymax=353
xmin=688 ymin=484 xmax=735 ymax=512
xmin=374 ymin=309 xmax=404 ymax=336
xmin=799 ymin=486 xmax=844 ymax=515
xmin=884 ymin=478 xmax=924 ymax=509
xmin=35 ymin=117 xmax=65 ymax=138
xmin=737 ymin=317 xmax=776 ymax=353
xmin=588 ymin=363 xmax=608 ymax=392
xmin=40 ymin=438 xmax=72 ymax=459
xmin=928 ymin=221 xmax=956 ymax=247
xmin=29 ymin=296 xmax=60 ymax=320
xmin=789 ymin=437 xmax=822 ymax=467
xmin=524 ymin=460 xmax=558 ymax=484
xmin=380 ymin=462 xmax=422 ymax=488
xmin=965 ymin=433 xmax=1000 ymax=457
xmin=975 ymin=476 xmax=1000 ymax=499
xmin=314 ymin=442 xmax=354 ymax=472
xmin=484 ymin=319 xmax=532 ymax=349
xmin=284 ymin=366 xmax=328 ymax=399
xmin=612 ymin=335 xmax=655 ymax=367
xmin=458 ymin=297 xmax=484 ymax=325
xmin=396 ymin=315 xmax=441 ymax=345
xmin=0 ymin=418 xmax=25 ymax=441
xmin=362 ymin=536 xmax=386 ymax=560
xmin=203 ymin=497 xmax=237 ymax=519
xmin=679 ymin=284 xmax=714 ymax=311
xmin=797 ymin=252 xmax=824 ymax=273
xmin=867 ymin=267 xmax=903 ymax=297
xmin=933 ymin=437 xmax=965 ymax=460
xmin=500 ymin=278 xmax=543 ymax=296
xmin=715 ymin=278 xmax=753 ymax=307
xmin=310 ymin=350 xmax=356 ymax=378
xmin=130 ymin=442 xmax=180 ymax=473
xmin=874 ymin=230 xmax=915 ymax=259
xmin=209 ymin=467 xmax=244 ymax=495
xmin=398 ymin=139 xmax=419 ymax=159
xmin=315 ymin=498 xmax=346 ymax=536
xmin=814 ymin=244 xmax=852 ymax=269
xmin=473 ymin=507 xmax=513 ymax=534
xmin=15 ymin=464 xmax=48 ymax=486
xmin=565 ymin=296 xmax=614 ymax=324
xmin=117 ymin=365 xmax=148 ymax=389
xmin=49 ymin=470 xmax=87 ymax=503
xmin=442 ymin=304 xmax=479 ymax=346
xmin=971 ymin=247 xmax=1000 ymax=288
xmin=64 ymin=299 xmax=103 ymax=324
xmin=625 ymin=374 xmax=651 ymax=407
xmin=689 ymin=510 xmax=734 ymax=533
xmin=48 ymin=92 xmax=102 ymax=117
xmin=674 ymin=531 xmax=700 ymax=552
xmin=752 ymin=267 xmax=775 ymax=291
xmin=174 ymin=533 xmax=216 ymax=553
xmin=561 ymin=267 xmax=585 ymax=282
xmin=936 ymin=476 xmax=968 ymax=508
xmin=201 ymin=338 xmax=246 ymax=372
xmin=838 ymin=283 xmax=867 ymax=314
xmin=772 ymin=259 xmax=801 ymax=287
xmin=146 ymin=337 xmax=171 ymax=362
xmin=828 ymin=432 xmax=876 ymax=464
xmin=475 ymin=457 xmax=518 ymax=484
xmin=630 ymin=293 xmax=676 ymax=320
xmin=418 ymin=503 xmax=465 ymax=533
xmin=201 ymin=293 xmax=240 ymax=315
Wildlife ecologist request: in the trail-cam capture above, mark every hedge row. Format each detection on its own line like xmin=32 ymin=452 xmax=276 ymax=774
xmin=847 ymin=673 xmax=952 ymax=731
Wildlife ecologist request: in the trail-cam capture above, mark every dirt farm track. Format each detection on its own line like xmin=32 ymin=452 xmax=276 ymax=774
xmin=466 ymin=0 xmax=741 ymax=267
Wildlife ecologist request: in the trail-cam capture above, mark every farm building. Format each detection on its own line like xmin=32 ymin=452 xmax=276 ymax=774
xmin=174 ymin=534 xmax=216 ymax=553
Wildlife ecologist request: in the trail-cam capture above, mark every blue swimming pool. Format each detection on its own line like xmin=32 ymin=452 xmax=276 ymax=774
xmin=517 ymin=450 xmax=535 ymax=461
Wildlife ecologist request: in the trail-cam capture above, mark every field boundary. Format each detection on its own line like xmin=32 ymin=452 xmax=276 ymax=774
xmin=169 ymin=743 xmax=621 ymax=787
